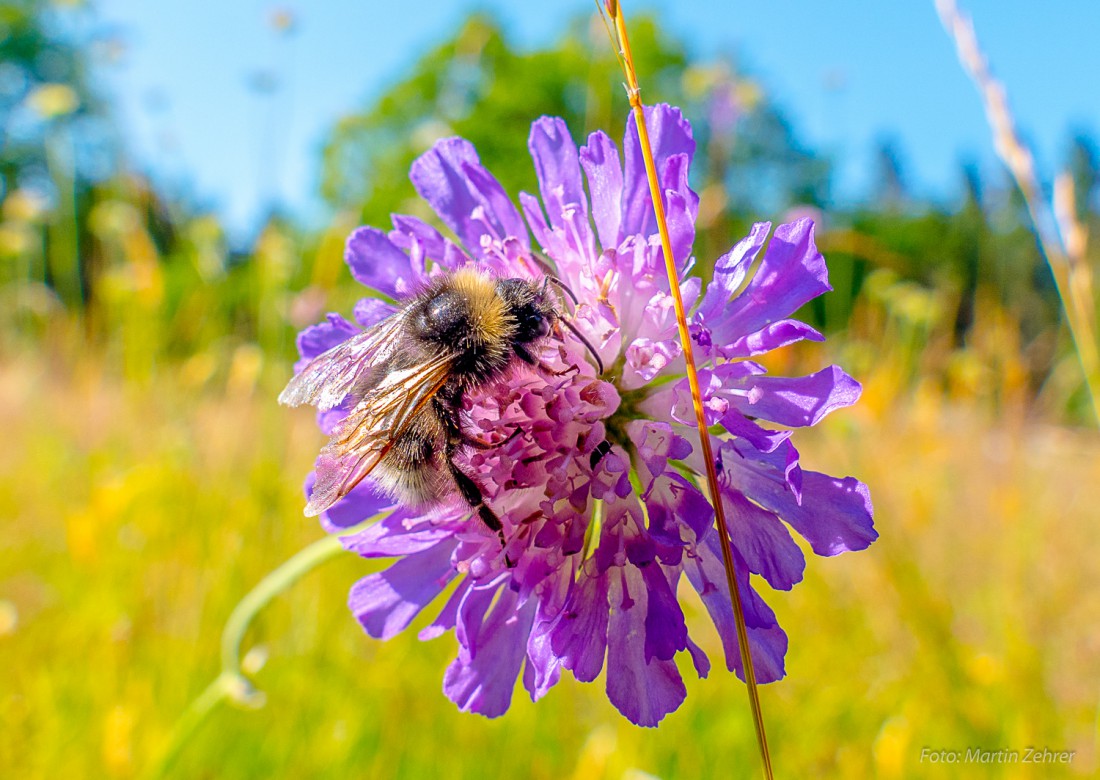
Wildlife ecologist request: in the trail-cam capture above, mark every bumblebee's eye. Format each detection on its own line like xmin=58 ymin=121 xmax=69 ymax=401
xmin=514 ymin=308 xmax=550 ymax=344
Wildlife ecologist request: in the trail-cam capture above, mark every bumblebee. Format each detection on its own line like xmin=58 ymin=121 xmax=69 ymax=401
xmin=280 ymin=266 xmax=600 ymax=544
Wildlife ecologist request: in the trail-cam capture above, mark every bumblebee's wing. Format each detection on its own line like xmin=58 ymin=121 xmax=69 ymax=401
xmin=279 ymin=310 xmax=411 ymax=411
xmin=303 ymin=351 xmax=455 ymax=517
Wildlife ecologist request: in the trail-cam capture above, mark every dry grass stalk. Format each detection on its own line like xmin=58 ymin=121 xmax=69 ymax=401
xmin=600 ymin=2 xmax=774 ymax=777
xmin=935 ymin=0 xmax=1100 ymax=421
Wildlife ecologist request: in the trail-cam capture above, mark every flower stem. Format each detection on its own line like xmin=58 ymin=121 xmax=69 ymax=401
xmin=144 ymin=515 xmax=383 ymax=779
xmin=601 ymin=3 xmax=774 ymax=777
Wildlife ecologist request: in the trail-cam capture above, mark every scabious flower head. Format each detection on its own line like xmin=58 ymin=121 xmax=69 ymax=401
xmin=292 ymin=104 xmax=875 ymax=726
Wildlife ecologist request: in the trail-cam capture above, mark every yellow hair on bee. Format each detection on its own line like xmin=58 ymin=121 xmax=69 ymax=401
xmin=450 ymin=266 xmax=509 ymax=342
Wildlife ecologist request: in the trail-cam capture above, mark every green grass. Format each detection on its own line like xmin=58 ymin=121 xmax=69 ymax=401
xmin=2 ymin=344 xmax=1098 ymax=778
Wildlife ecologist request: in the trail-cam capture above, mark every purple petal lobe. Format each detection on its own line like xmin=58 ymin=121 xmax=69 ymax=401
xmin=605 ymin=568 xmax=687 ymax=726
xmin=641 ymin=565 xmax=688 ymax=663
xmin=309 ymin=472 xmax=395 ymax=533
xmin=444 ymin=591 xmax=535 ymax=718
xmin=410 ymin=138 xmax=528 ymax=257
xmin=580 ymin=131 xmax=624 ymax=249
xmin=723 ymin=441 xmax=876 ymax=556
xmin=348 ymin=538 xmax=458 ymax=640
xmin=345 ymin=227 xmax=420 ymax=298
xmin=729 ymin=365 xmax=863 ymax=428
xmin=296 ymin=313 xmax=357 ymax=364
xmin=661 ymin=154 xmax=697 ymax=265
xmin=340 ymin=509 xmax=455 ymax=558
xmin=686 ymin=636 xmax=711 ymax=679
xmin=548 ymin=569 xmax=610 ymax=683
xmin=781 ymin=471 xmax=876 ymax=556
xmin=684 ymin=534 xmax=788 ymax=682
xmin=723 ymin=319 xmax=825 ymax=358
xmin=717 ymin=218 xmax=830 ymax=338
xmin=643 ymin=472 xmax=713 ymax=543
xmin=524 ymin=617 xmax=563 ymax=702
xmin=719 ymin=411 xmax=792 ymax=453
xmin=353 ymin=298 xmax=397 ymax=328
xmin=723 ymin=491 xmax=806 ymax=590
xmin=621 ymin=105 xmax=695 ymax=240
xmin=390 ymin=214 xmax=447 ymax=260
xmin=695 ymin=222 xmax=771 ymax=324
xmin=459 ymin=160 xmax=529 ymax=243
xmin=419 ymin=580 xmax=469 ymax=641
xmin=529 ymin=117 xmax=587 ymax=230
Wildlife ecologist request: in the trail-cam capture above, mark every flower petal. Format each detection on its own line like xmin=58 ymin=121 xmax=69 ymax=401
xmin=621 ymin=104 xmax=696 ymax=241
xmin=444 ymin=589 xmax=535 ymax=718
xmin=579 ymin=131 xmax=623 ymax=250
xmin=605 ymin=567 xmax=687 ymax=726
xmin=352 ymin=298 xmax=398 ymax=328
xmin=345 ymin=226 xmax=422 ymax=298
xmin=643 ymin=472 xmax=712 ymax=544
xmin=641 ymin=565 xmax=688 ymax=663
xmin=348 ymin=537 xmax=458 ymax=640
xmin=389 ymin=214 xmax=448 ymax=263
xmin=695 ymin=221 xmax=771 ymax=326
xmin=309 ymin=472 xmax=396 ymax=533
xmin=722 ymin=318 xmax=825 ymax=358
xmin=340 ymin=508 xmax=457 ymax=558
xmin=683 ymin=534 xmax=788 ymax=683
xmin=529 ymin=117 xmax=590 ymax=244
xmin=295 ymin=313 xmax=357 ymax=366
xmin=715 ymin=218 xmax=830 ymax=339
xmin=460 ymin=160 xmax=529 ymax=244
xmin=661 ymin=154 xmax=697 ymax=266
xmin=410 ymin=138 xmax=525 ymax=257
xmin=548 ymin=567 xmax=610 ymax=683
xmin=723 ymin=491 xmax=805 ymax=590
xmin=729 ymin=365 xmax=862 ymax=428
xmin=419 ymin=580 xmax=469 ymax=640
xmin=524 ymin=615 xmax=564 ymax=701
xmin=722 ymin=441 xmax=876 ymax=556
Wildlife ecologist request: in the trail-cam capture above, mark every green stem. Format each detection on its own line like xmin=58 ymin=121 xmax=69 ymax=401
xmin=220 ymin=530 xmax=348 ymax=676
xmin=143 ymin=673 xmax=237 ymax=780
xmin=145 ymin=513 xmax=384 ymax=780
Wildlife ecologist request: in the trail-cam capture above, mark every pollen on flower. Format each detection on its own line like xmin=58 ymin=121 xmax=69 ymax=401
xmin=288 ymin=103 xmax=875 ymax=727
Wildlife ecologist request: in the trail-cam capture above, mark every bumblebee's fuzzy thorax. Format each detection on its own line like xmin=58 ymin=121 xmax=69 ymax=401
xmin=410 ymin=268 xmax=555 ymax=386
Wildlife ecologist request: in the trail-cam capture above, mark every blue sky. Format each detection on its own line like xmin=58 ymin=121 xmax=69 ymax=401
xmin=94 ymin=0 xmax=1100 ymax=237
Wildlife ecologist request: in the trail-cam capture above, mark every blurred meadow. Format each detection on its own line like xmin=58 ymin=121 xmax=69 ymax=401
xmin=3 ymin=1 xmax=1100 ymax=778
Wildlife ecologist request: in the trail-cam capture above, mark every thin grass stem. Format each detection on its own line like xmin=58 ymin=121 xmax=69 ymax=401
xmin=601 ymin=3 xmax=774 ymax=777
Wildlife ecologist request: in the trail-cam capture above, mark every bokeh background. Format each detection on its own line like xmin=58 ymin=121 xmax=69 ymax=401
xmin=2 ymin=1 xmax=1099 ymax=777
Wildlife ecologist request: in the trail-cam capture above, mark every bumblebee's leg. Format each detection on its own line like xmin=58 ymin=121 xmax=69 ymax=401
xmin=446 ymin=458 xmax=505 ymax=543
xmin=589 ymin=439 xmax=613 ymax=469
xmin=513 ymin=343 xmax=539 ymax=366
xmin=434 ymin=397 xmax=511 ymax=555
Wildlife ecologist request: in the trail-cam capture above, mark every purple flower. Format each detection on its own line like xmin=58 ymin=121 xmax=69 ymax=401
xmin=289 ymin=105 xmax=875 ymax=726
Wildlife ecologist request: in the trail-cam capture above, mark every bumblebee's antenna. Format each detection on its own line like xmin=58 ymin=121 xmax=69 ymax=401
xmin=528 ymin=252 xmax=579 ymax=307
xmin=526 ymin=249 xmax=559 ymax=277
xmin=528 ymin=251 xmax=602 ymax=374
xmin=545 ymin=275 xmax=579 ymax=308
xmin=559 ymin=316 xmax=604 ymax=375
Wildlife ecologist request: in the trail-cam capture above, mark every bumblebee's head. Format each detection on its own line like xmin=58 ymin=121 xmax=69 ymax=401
xmin=496 ymin=277 xmax=557 ymax=345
